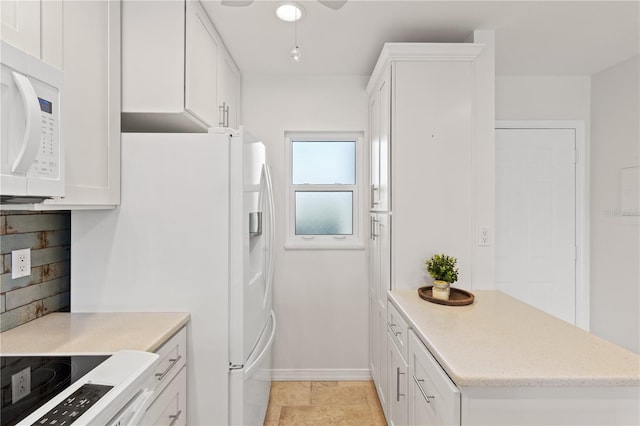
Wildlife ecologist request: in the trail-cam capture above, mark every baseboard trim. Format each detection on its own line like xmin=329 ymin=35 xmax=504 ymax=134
xmin=272 ymin=369 xmax=372 ymax=381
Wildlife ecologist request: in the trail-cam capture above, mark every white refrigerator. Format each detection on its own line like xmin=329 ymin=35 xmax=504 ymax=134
xmin=70 ymin=127 xmax=276 ymax=425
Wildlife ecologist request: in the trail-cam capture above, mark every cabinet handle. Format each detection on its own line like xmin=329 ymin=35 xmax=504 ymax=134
xmin=387 ymin=322 xmax=401 ymax=336
xmin=168 ymin=410 xmax=182 ymax=426
xmin=413 ymin=374 xmax=435 ymax=403
xmin=396 ymin=367 xmax=405 ymax=402
xmin=371 ymin=217 xmax=379 ymax=240
xmin=218 ymin=102 xmax=229 ymax=127
xmin=155 ymin=355 xmax=182 ymax=380
xmin=371 ymin=184 xmax=380 ymax=207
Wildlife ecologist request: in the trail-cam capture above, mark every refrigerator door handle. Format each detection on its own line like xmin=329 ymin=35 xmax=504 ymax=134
xmin=244 ymin=311 xmax=276 ymax=377
xmin=263 ymin=164 xmax=276 ymax=308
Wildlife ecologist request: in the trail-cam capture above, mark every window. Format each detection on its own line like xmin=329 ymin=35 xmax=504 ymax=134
xmin=285 ymin=132 xmax=364 ymax=249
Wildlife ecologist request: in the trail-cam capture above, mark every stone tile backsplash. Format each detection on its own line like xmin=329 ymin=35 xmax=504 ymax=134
xmin=0 ymin=211 xmax=71 ymax=332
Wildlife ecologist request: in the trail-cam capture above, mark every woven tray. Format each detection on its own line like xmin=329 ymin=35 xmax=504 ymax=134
xmin=418 ymin=286 xmax=474 ymax=306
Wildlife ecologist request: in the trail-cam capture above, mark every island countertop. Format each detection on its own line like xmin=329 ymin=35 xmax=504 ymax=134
xmin=0 ymin=312 xmax=190 ymax=354
xmin=388 ymin=289 xmax=640 ymax=388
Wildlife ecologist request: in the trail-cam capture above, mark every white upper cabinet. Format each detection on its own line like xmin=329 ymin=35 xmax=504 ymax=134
xmin=122 ymin=0 xmax=241 ymax=132
xmin=1 ymin=1 xmax=121 ymax=209
xmin=185 ymin=1 xmax=219 ymax=127
xmin=1 ymin=0 xmax=63 ymax=69
xmin=218 ymin=52 xmax=240 ymax=130
xmin=41 ymin=0 xmax=121 ymax=209
xmin=368 ymin=69 xmax=390 ymax=212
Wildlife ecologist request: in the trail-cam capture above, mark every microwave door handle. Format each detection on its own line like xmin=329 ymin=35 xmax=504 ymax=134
xmin=11 ymin=72 xmax=42 ymax=174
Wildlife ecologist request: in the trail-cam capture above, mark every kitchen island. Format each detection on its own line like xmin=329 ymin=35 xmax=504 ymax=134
xmin=389 ymin=289 xmax=639 ymax=425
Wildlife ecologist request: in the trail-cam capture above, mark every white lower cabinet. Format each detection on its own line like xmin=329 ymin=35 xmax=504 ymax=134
xmin=408 ymin=330 xmax=460 ymax=426
xmin=142 ymin=367 xmax=187 ymax=426
xmin=371 ymin=298 xmax=389 ymax=417
xmin=141 ymin=326 xmax=188 ymax=425
xmin=388 ymin=333 xmax=408 ymax=426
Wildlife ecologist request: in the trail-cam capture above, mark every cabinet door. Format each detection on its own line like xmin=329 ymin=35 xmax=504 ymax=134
xmin=408 ymin=331 xmax=460 ymax=425
xmin=375 ymin=302 xmax=389 ymax=419
xmin=142 ymin=366 xmax=187 ymax=426
xmin=1 ymin=0 xmax=40 ymax=57
xmin=218 ymin=51 xmax=240 ymax=129
xmin=369 ymin=88 xmax=381 ymax=209
xmin=369 ymin=73 xmax=391 ymax=211
xmin=121 ymin=0 xmax=184 ymax=114
xmin=388 ymin=335 xmax=408 ymax=426
xmin=185 ymin=0 xmax=218 ymax=126
xmin=43 ymin=0 xmax=120 ymax=208
xmin=369 ymin=295 xmax=379 ymax=383
xmin=1 ymin=0 xmax=62 ymax=69
xmin=369 ymin=214 xmax=381 ymax=299
xmin=377 ymin=73 xmax=391 ymax=211
xmin=370 ymin=212 xmax=390 ymax=309
xmin=377 ymin=213 xmax=391 ymax=308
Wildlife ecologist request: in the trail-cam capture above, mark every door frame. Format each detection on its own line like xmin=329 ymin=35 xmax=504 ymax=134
xmin=495 ymin=120 xmax=589 ymax=330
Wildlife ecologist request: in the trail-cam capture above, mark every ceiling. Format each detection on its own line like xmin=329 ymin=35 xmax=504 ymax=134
xmin=201 ymin=0 xmax=639 ymax=77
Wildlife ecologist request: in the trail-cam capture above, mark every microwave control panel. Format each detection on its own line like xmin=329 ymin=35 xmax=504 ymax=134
xmin=27 ymin=78 xmax=60 ymax=180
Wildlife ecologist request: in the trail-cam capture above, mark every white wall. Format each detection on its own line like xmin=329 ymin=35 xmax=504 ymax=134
xmin=242 ymin=75 xmax=370 ymax=377
xmin=496 ymin=68 xmax=640 ymax=354
xmin=496 ymin=75 xmax=591 ymax=121
xmin=589 ymin=55 xmax=640 ymax=354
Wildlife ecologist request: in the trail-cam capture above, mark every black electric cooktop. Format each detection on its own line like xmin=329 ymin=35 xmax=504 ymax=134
xmin=0 ymin=355 xmax=109 ymax=426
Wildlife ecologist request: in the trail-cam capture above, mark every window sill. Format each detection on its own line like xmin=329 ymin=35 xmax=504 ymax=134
xmin=284 ymin=241 xmax=365 ymax=250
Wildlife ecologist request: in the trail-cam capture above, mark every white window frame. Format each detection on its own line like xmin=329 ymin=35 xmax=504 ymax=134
xmin=284 ymin=131 xmax=364 ymax=250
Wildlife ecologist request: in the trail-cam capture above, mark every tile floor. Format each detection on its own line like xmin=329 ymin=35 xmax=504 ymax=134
xmin=264 ymin=381 xmax=387 ymax=425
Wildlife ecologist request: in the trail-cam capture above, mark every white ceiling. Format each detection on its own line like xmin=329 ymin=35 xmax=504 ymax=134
xmin=201 ymin=0 xmax=640 ymax=77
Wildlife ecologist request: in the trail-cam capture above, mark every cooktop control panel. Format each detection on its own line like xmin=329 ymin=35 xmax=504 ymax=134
xmin=31 ymin=384 xmax=113 ymax=425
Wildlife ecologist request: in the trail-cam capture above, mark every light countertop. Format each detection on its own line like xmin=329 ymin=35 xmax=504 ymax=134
xmin=0 ymin=312 xmax=190 ymax=354
xmin=389 ymin=289 xmax=640 ymax=388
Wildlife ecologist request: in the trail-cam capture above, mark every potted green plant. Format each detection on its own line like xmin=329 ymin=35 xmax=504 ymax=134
xmin=425 ymin=253 xmax=459 ymax=300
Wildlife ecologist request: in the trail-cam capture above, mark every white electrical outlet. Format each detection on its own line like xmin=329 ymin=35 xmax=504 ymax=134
xmin=11 ymin=366 xmax=31 ymax=404
xmin=11 ymin=248 xmax=31 ymax=279
xmin=478 ymin=226 xmax=490 ymax=247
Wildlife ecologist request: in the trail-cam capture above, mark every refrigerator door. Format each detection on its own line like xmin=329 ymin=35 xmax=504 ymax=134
xmin=229 ymin=128 xmax=275 ymax=366
xmin=229 ymin=310 xmax=275 ymax=426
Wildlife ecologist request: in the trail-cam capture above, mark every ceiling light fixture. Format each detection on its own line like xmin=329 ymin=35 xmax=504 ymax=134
xmin=289 ymin=18 xmax=302 ymax=62
xmin=275 ymin=2 xmax=303 ymax=22
xmin=276 ymin=2 xmax=304 ymax=62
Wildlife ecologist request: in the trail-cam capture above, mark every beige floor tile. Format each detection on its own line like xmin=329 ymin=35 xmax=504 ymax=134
xmin=369 ymin=403 xmax=387 ymax=426
xmin=311 ymin=381 xmax=368 ymax=406
xmin=363 ymin=382 xmax=381 ymax=407
xmin=264 ymin=401 xmax=281 ymax=426
xmin=278 ymin=404 xmax=373 ymax=426
xmin=270 ymin=381 xmax=312 ymax=406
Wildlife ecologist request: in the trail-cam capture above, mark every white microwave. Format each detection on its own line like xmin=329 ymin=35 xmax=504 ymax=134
xmin=1 ymin=41 xmax=64 ymax=204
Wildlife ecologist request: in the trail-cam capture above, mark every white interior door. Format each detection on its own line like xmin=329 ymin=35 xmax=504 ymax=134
xmin=496 ymin=127 xmax=576 ymax=324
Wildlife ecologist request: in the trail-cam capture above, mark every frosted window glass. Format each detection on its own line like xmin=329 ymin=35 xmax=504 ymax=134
xmin=295 ymin=192 xmax=353 ymax=235
xmin=292 ymin=141 xmax=355 ymax=184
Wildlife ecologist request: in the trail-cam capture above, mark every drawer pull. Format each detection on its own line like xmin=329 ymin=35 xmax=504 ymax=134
xmin=396 ymin=367 xmax=405 ymax=402
xmin=387 ymin=322 xmax=401 ymax=336
xmin=413 ymin=374 xmax=435 ymax=403
xmin=168 ymin=410 xmax=182 ymax=426
xmin=155 ymin=355 xmax=182 ymax=381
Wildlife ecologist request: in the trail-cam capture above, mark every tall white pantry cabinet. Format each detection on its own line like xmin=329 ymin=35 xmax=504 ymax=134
xmin=366 ymin=43 xmax=492 ymax=423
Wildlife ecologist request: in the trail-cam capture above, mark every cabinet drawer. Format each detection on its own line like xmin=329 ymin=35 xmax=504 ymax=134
xmin=142 ymin=366 xmax=187 ymax=426
xmin=153 ymin=326 xmax=187 ymax=395
xmin=408 ymin=330 xmax=460 ymax=425
xmin=387 ymin=301 xmax=409 ymax=360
